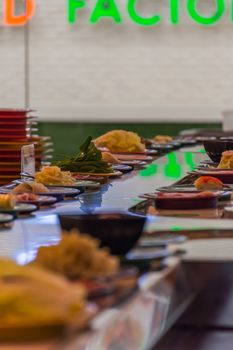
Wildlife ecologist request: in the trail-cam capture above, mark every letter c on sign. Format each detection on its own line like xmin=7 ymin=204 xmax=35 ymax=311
xmin=4 ymin=0 xmax=36 ymax=26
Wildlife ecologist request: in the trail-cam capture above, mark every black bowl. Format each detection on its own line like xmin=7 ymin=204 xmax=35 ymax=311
xmin=58 ymin=213 xmax=146 ymax=256
xmin=203 ymin=139 xmax=233 ymax=163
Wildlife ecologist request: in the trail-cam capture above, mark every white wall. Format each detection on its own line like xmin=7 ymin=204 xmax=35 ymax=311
xmin=1 ymin=0 xmax=233 ymax=122
xmin=0 ymin=2 xmax=25 ymax=108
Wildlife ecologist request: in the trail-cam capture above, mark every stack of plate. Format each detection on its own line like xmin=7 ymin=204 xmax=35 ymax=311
xmin=0 ymin=109 xmax=53 ymax=185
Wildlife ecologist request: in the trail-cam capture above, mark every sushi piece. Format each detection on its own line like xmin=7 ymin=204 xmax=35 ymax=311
xmin=194 ymin=176 xmax=224 ymax=191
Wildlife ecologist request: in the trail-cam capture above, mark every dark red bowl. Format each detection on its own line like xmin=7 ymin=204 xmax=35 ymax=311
xmin=58 ymin=213 xmax=146 ymax=256
xmin=155 ymin=194 xmax=218 ymax=210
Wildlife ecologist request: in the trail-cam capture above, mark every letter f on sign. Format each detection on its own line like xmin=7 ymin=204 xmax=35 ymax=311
xmin=68 ymin=0 xmax=86 ymax=24
xmin=4 ymin=0 xmax=35 ymax=26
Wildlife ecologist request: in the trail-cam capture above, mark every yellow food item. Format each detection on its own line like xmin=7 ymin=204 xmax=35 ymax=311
xmin=94 ymin=130 xmax=145 ymax=153
xmin=0 ymin=194 xmax=15 ymax=209
xmin=154 ymin=135 xmax=173 ymax=144
xmin=34 ymin=230 xmax=119 ymax=280
xmin=218 ymin=151 xmax=233 ymax=169
xmin=12 ymin=182 xmax=49 ymax=194
xmin=35 ymin=166 xmax=76 ymax=186
xmin=0 ymin=259 xmax=86 ymax=326
xmin=102 ymin=152 xmax=121 ymax=164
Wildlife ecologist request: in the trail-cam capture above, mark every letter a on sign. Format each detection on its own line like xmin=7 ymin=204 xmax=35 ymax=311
xmin=4 ymin=0 xmax=36 ymax=26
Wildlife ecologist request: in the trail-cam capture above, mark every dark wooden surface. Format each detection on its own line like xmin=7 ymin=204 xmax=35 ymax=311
xmin=154 ymin=264 xmax=233 ymax=350
xmin=154 ymin=329 xmax=233 ymax=350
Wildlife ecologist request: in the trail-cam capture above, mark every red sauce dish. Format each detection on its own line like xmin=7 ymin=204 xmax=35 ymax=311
xmin=155 ymin=191 xmax=218 ymax=210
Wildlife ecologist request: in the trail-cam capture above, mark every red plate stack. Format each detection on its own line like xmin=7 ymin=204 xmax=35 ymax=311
xmin=0 ymin=109 xmax=53 ymax=185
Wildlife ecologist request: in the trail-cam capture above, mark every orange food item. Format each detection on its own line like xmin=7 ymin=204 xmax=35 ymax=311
xmin=218 ymin=150 xmax=233 ymax=169
xmin=16 ymin=193 xmax=39 ymax=202
xmin=102 ymin=152 xmax=121 ymax=164
xmin=154 ymin=135 xmax=173 ymax=144
xmin=194 ymin=176 xmax=224 ymax=190
xmin=12 ymin=182 xmax=49 ymax=194
xmin=94 ymin=130 xmax=145 ymax=153
xmin=0 ymin=194 xmax=15 ymax=209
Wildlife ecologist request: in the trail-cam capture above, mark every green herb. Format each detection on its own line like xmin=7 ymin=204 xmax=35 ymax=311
xmin=56 ymin=137 xmax=113 ymax=174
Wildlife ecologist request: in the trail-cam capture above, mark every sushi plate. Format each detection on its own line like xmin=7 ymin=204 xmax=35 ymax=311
xmin=73 ymin=171 xmax=123 ymax=178
xmin=16 ymin=195 xmax=57 ymax=206
xmin=121 ymin=160 xmax=147 ymax=167
xmin=112 ymin=164 xmax=134 ymax=173
xmin=110 ymin=149 xmax=157 ymax=156
xmin=157 ymin=185 xmax=233 ymax=193
xmin=113 ymin=154 xmax=153 ymax=162
xmin=36 ymin=187 xmax=82 ymax=198
xmin=0 ymin=203 xmax=38 ymax=216
xmin=46 ymin=181 xmax=101 ymax=189
xmin=0 ymin=213 xmax=15 ymax=224
xmin=1 ymin=186 xmax=82 ymax=198
xmin=138 ymin=234 xmax=187 ymax=247
xmin=125 ymin=247 xmax=170 ymax=262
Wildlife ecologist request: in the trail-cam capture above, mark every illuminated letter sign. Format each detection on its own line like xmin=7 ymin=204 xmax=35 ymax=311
xmin=4 ymin=0 xmax=35 ymax=26
xmin=68 ymin=0 xmax=86 ymax=24
xmin=67 ymin=0 xmax=228 ymax=27
xmin=128 ymin=0 xmax=161 ymax=26
xmin=90 ymin=0 xmax=122 ymax=24
xmin=170 ymin=0 xmax=180 ymax=25
xmin=187 ymin=0 xmax=225 ymax=25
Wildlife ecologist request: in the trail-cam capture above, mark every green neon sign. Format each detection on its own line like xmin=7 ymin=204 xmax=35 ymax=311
xmin=164 ymin=153 xmax=182 ymax=179
xmin=90 ymin=0 xmax=122 ymax=24
xmin=170 ymin=0 xmax=180 ymax=25
xmin=187 ymin=0 xmax=225 ymax=25
xmin=68 ymin=0 xmax=85 ymax=24
xmin=127 ymin=0 xmax=161 ymax=26
xmin=68 ymin=0 xmax=229 ymax=26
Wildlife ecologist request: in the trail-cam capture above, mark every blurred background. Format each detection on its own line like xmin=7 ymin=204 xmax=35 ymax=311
xmin=1 ymin=0 xmax=232 ymax=154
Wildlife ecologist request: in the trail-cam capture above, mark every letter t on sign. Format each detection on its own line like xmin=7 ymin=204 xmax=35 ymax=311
xmin=4 ymin=0 xmax=35 ymax=26
xmin=68 ymin=0 xmax=86 ymax=24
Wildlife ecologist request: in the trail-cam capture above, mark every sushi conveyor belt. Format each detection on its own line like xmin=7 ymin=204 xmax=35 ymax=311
xmin=2 ymin=146 xmax=233 ymax=350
